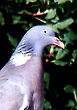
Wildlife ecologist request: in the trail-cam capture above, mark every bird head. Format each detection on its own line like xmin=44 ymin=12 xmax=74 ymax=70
xmin=11 ymin=25 xmax=64 ymax=66
xmin=25 ymin=26 xmax=64 ymax=51
xmin=14 ymin=25 xmax=64 ymax=56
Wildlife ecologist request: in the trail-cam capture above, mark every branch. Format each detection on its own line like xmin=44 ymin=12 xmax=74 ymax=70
xmin=32 ymin=10 xmax=48 ymax=16
xmin=18 ymin=10 xmax=48 ymax=24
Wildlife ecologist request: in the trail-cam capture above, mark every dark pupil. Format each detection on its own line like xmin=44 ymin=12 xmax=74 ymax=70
xmin=44 ymin=30 xmax=46 ymax=33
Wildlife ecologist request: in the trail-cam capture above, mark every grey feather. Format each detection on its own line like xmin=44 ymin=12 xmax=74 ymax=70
xmin=0 ymin=25 xmax=64 ymax=110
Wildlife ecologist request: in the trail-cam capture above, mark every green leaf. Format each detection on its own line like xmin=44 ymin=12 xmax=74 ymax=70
xmin=26 ymin=0 xmax=37 ymax=4
xmin=69 ymin=0 xmax=73 ymax=3
xmin=75 ymin=105 xmax=77 ymax=109
xmin=12 ymin=15 xmax=21 ymax=24
xmin=66 ymin=100 xmax=75 ymax=107
xmin=64 ymin=85 xmax=77 ymax=93
xmin=12 ymin=15 xmax=27 ymax=24
xmin=54 ymin=0 xmax=73 ymax=4
xmin=51 ymin=16 xmax=59 ymax=23
xmin=72 ymin=49 xmax=77 ymax=62
xmin=56 ymin=48 xmax=69 ymax=60
xmin=44 ymin=98 xmax=52 ymax=110
xmin=64 ymin=28 xmax=77 ymax=45
xmin=0 ymin=12 xmax=5 ymax=25
xmin=18 ymin=10 xmax=32 ymax=15
xmin=53 ymin=18 xmax=74 ymax=30
xmin=7 ymin=33 xmax=18 ymax=48
xmin=45 ymin=9 xmax=56 ymax=19
xmin=54 ymin=60 xmax=68 ymax=66
xmin=14 ymin=0 xmax=23 ymax=3
xmin=44 ymin=72 xmax=50 ymax=89
xmin=47 ymin=24 xmax=60 ymax=33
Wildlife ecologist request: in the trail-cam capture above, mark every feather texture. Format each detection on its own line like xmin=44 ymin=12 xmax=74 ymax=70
xmin=0 ymin=26 xmax=64 ymax=110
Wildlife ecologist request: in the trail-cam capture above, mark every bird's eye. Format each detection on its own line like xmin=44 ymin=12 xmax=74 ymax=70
xmin=43 ymin=30 xmax=47 ymax=34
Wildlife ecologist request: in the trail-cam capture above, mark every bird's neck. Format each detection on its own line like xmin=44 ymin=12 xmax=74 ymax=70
xmin=10 ymin=41 xmax=43 ymax=66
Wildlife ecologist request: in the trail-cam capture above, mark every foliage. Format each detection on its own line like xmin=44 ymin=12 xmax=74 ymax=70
xmin=0 ymin=0 xmax=77 ymax=110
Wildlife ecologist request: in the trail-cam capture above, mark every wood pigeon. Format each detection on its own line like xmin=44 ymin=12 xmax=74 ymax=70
xmin=0 ymin=25 xmax=64 ymax=110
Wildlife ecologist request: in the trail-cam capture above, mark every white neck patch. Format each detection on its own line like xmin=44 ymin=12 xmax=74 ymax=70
xmin=10 ymin=53 xmax=32 ymax=66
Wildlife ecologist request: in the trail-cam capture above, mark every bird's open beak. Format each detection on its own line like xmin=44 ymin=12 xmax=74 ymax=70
xmin=54 ymin=37 xmax=64 ymax=49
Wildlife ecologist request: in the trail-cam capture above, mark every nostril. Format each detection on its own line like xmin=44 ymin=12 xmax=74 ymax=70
xmin=56 ymin=38 xmax=59 ymax=42
xmin=54 ymin=38 xmax=60 ymax=44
